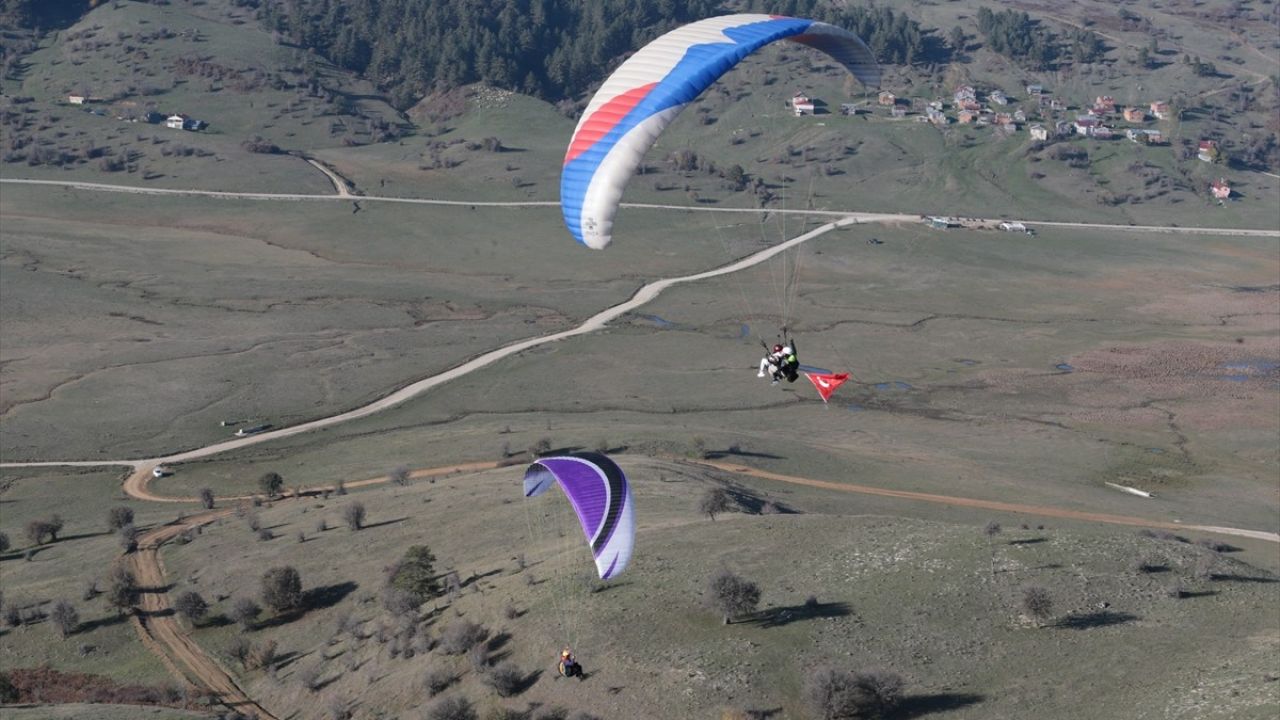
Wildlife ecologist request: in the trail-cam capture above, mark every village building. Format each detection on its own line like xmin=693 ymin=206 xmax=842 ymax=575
xmin=926 ymin=107 xmax=948 ymax=126
xmin=1054 ymin=120 xmax=1074 ymax=136
xmin=1013 ymin=109 xmax=1027 ymax=123
xmin=1074 ymin=116 xmax=1100 ymax=135
xmin=999 ymin=221 xmax=1028 ymax=233
xmin=1125 ymin=128 xmax=1165 ymax=144
xmin=68 ymin=95 xmax=86 ymax=105
xmin=958 ymin=109 xmax=978 ymax=124
xmin=890 ymin=105 xmax=907 ymax=118
xmin=1026 ymin=84 xmax=1044 ymax=96
xmin=1094 ymin=95 xmax=1117 ymax=113
xmin=166 ymin=113 xmax=188 ymax=129
xmin=1029 ymin=124 xmax=1049 ymax=141
xmin=1150 ymin=101 xmax=1170 ymax=119
xmin=993 ymin=112 xmax=1014 ymax=127
xmin=791 ymin=94 xmax=815 ymax=116
xmin=989 ymin=90 xmax=1008 ymax=106
xmin=954 ymin=85 xmax=977 ymax=103
xmin=878 ymin=90 xmax=896 ymax=106
xmin=1198 ymin=140 xmax=1219 ymax=162
xmin=839 ymin=103 xmax=861 ymax=116
xmin=1210 ymin=177 xmax=1231 ymax=200
xmin=1122 ymin=107 xmax=1146 ymax=122
xmin=1092 ymin=125 xmax=1113 ymax=140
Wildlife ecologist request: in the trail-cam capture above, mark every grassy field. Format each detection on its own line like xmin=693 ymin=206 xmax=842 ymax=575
xmin=154 ymin=458 xmax=1280 ymax=720
xmin=3 ymin=705 xmax=213 ymax=720
xmin=0 ymin=467 xmax=199 ymax=685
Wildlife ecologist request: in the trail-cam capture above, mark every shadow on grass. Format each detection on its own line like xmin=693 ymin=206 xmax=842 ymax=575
xmin=896 ymin=692 xmax=985 ymax=718
xmin=488 ymin=632 xmax=512 ymax=654
xmin=515 ymin=668 xmax=544 ymax=694
xmin=1008 ymin=538 xmax=1046 ymax=546
xmin=703 ymin=448 xmax=786 ymax=461
xmin=1210 ymin=573 xmax=1279 ymax=583
xmin=750 ymin=601 xmax=851 ymax=629
xmin=197 ymin=614 xmax=233 ymax=628
xmin=1179 ymin=590 xmax=1219 ymax=599
xmin=361 ymin=517 xmax=409 ymax=531
xmin=462 ymin=568 xmax=503 ymax=589
xmin=76 ymin=613 xmax=130 ymax=633
xmin=305 ymin=581 xmax=359 ymax=611
xmin=1054 ymin=610 xmax=1138 ymax=630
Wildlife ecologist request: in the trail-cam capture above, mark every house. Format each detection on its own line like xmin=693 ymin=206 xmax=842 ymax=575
xmin=1141 ymin=128 xmax=1165 ymax=144
xmin=1074 ymin=116 xmax=1100 ymax=135
xmin=878 ymin=90 xmax=897 ymax=106
xmin=1150 ymin=101 xmax=1170 ymax=120
xmin=1123 ymin=107 xmax=1146 ymax=122
xmin=1054 ymin=120 xmax=1074 ymax=136
xmin=791 ymin=94 xmax=814 ymax=116
xmin=1030 ymin=124 xmax=1049 ymax=141
xmin=1198 ymin=140 xmax=1219 ymax=162
xmin=954 ymin=85 xmax=977 ymax=103
xmin=989 ymin=90 xmax=1009 ymax=106
xmin=1125 ymin=128 xmax=1165 ymax=144
xmin=958 ymin=109 xmax=978 ymax=124
xmin=1093 ymin=126 xmax=1113 ymax=140
xmin=1013 ymin=109 xmax=1027 ymax=123
xmin=1094 ymin=96 xmax=1117 ymax=113
xmin=999 ymin=221 xmax=1028 ymax=233
xmin=928 ymin=99 xmax=945 ymax=111
xmin=68 ymin=95 xmax=86 ymax=105
xmin=925 ymin=216 xmax=957 ymax=229
xmin=166 ymin=113 xmax=189 ymax=129
xmin=141 ymin=110 xmax=164 ymax=124
xmin=890 ymin=105 xmax=907 ymax=118
xmin=1049 ymin=98 xmax=1067 ymax=111
xmin=1210 ymin=177 xmax=1231 ymax=200
xmin=958 ymin=98 xmax=981 ymax=112
xmin=926 ymin=107 xmax=948 ymax=126
xmin=839 ymin=103 xmax=862 ymax=116
xmin=1026 ymin=84 xmax=1044 ymax=96
xmin=994 ymin=112 xmax=1015 ymax=126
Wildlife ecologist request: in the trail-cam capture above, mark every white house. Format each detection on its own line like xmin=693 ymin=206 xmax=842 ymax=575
xmin=68 ymin=95 xmax=86 ymax=105
xmin=166 ymin=114 xmax=188 ymax=129
xmin=791 ymin=94 xmax=815 ymax=116
xmin=1029 ymin=124 xmax=1049 ymax=141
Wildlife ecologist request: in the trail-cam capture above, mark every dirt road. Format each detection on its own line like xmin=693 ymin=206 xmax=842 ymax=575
xmin=692 ymin=459 xmax=1280 ymax=544
xmin=124 ymin=509 xmax=277 ymax=720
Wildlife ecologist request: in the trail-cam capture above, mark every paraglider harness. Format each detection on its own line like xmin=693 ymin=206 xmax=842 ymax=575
xmin=558 ymin=649 xmax=583 ymax=679
xmin=763 ymin=335 xmax=800 ymax=383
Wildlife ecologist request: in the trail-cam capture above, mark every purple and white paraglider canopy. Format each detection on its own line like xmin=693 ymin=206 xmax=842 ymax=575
xmin=524 ymin=452 xmax=635 ymax=580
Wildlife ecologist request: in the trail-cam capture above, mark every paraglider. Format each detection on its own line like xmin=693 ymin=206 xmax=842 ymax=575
xmin=523 ymin=452 xmax=635 ymax=580
xmin=758 ymin=338 xmax=800 ymax=384
xmin=560 ymin=14 xmax=880 ymax=249
xmin=558 ymin=646 xmax=584 ymax=679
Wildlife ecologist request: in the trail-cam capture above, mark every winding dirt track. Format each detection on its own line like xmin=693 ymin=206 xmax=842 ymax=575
xmin=124 ymin=509 xmax=277 ymax=719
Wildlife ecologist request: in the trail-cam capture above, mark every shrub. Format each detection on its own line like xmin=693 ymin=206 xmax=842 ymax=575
xmin=231 ymin=597 xmax=262 ymax=629
xmin=326 ymin=695 xmax=351 ymax=720
xmin=174 ymin=591 xmax=208 ymax=624
xmin=0 ymin=532 xmax=9 ymax=554
xmin=335 ymin=479 xmax=347 ymax=496
xmin=425 ymin=695 xmax=476 ymax=720
xmin=198 ymin=488 xmax=215 ymax=509
xmin=246 ymin=639 xmax=279 ymax=670
xmin=299 ymin=664 xmax=322 ymax=692
xmin=805 ymin=666 xmax=903 ymax=720
xmin=425 ymin=668 xmax=455 ymax=696
xmin=382 ymin=587 xmax=419 ymax=617
xmin=25 ymin=520 xmax=53 ymax=546
xmin=258 ymin=472 xmax=284 ymax=498
xmin=46 ymin=515 xmax=64 ymax=541
xmin=107 ymin=506 xmax=135 ymax=531
xmin=105 ymin=567 xmax=139 ymax=613
xmin=315 ymin=519 xmax=328 ymax=533
xmin=257 ymin=528 xmax=274 ymax=542
xmin=50 ymin=599 xmax=79 ymax=638
xmin=698 ymin=487 xmax=732 ymax=521
xmin=483 ymin=662 xmax=526 ymax=697
xmin=343 ymin=502 xmax=365 ymax=531
xmin=439 ymin=620 xmax=488 ymax=655
xmin=261 ymin=566 xmax=303 ymax=614
xmin=707 ymin=569 xmax=760 ymax=624
xmin=1133 ymin=555 xmax=1164 ymax=573
xmin=228 ymin=636 xmax=252 ymax=666
xmin=1022 ymin=586 xmax=1054 ymax=625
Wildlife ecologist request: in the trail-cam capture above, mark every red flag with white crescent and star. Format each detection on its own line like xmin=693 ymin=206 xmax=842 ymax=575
xmin=804 ymin=372 xmax=850 ymax=403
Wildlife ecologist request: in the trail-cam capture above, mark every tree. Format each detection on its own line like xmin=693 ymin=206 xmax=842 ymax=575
xmin=707 ymin=568 xmax=760 ymax=624
xmin=105 ymin=567 xmax=139 ymax=614
xmin=698 ymin=487 xmax=732 ymax=521
xmin=175 ymin=590 xmax=209 ymax=625
xmin=231 ymin=597 xmax=262 ymax=629
xmin=389 ymin=545 xmax=440 ymax=601
xmin=0 ymin=532 xmax=9 ymax=554
xmin=107 ymin=506 xmax=134 ymax=531
xmin=425 ymin=694 xmax=475 ymax=720
xmin=118 ymin=524 xmax=139 ymax=553
xmin=258 ymin=472 xmax=284 ymax=498
xmin=50 ymin=599 xmax=79 ymax=638
xmin=25 ymin=520 xmax=52 ymax=546
xmin=46 ymin=515 xmax=64 ymax=541
xmin=261 ymin=566 xmax=303 ymax=614
xmin=199 ymin=488 xmax=215 ymax=509
xmin=483 ymin=662 xmax=526 ymax=697
xmin=984 ymin=521 xmax=1002 ymax=577
xmin=343 ymin=502 xmax=366 ymax=531
xmin=948 ymin=25 xmax=965 ymax=52
xmin=1022 ymin=585 xmax=1054 ymax=626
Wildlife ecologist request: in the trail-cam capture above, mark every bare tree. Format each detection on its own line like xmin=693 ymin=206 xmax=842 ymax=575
xmin=107 ymin=506 xmax=135 ymax=531
xmin=25 ymin=520 xmax=52 ymax=546
xmin=483 ymin=662 xmax=526 ymax=697
xmin=343 ymin=502 xmax=366 ymax=531
xmin=50 ymin=599 xmax=79 ymax=638
xmin=105 ymin=567 xmax=139 ymax=614
xmin=118 ymin=524 xmax=140 ymax=553
xmin=231 ymin=597 xmax=262 ymax=630
xmin=698 ymin=487 xmax=732 ymax=521
xmin=46 ymin=515 xmax=64 ymax=542
xmin=424 ymin=668 xmax=455 ymax=696
xmin=0 ymin=532 xmax=9 ymax=554
xmin=390 ymin=466 xmax=411 ymax=486
xmin=199 ymin=488 xmax=215 ymax=509
xmin=984 ymin=521 xmax=1002 ymax=577
xmin=1022 ymin=586 xmax=1054 ymax=626
xmin=175 ymin=590 xmax=208 ymax=625
xmin=424 ymin=694 xmax=475 ymax=720
xmin=439 ymin=620 xmax=488 ymax=655
xmin=707 ymin=568 xmax=760 ymax=624
xmin=806 ymin=666 xmax=904 ymax=720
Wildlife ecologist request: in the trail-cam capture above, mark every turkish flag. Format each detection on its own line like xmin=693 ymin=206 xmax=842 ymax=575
xmin=805 ymin=372 xmax=850 ymax=403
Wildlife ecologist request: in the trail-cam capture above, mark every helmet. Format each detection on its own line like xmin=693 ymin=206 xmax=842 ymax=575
xmin=773 ymin=344 xmax=783 ymax=353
